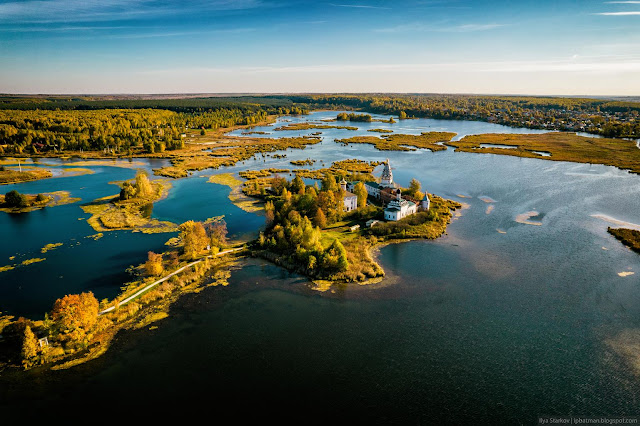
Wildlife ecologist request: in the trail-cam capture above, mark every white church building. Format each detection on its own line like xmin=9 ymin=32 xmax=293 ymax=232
xmin=340 ymin=178 xmax=358 ymax=212
xmin=347 ymin=159 xmax=429 ymax=222
xmin=384 ymin=191 xmax=417 ymax=221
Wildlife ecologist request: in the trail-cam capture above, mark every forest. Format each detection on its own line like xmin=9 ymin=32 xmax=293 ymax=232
xmin=0 ymin=97 xmax=308 ymax=154
xmin=0 ymin=93 xmax=638 ymax=156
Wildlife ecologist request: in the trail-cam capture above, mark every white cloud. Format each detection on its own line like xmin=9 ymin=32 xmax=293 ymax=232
xmin=376 ymin=22 xmax=505 ymax=33
xmin=0 ymin=0 xmax=264 ymax=23
xmin=136 ymin=57 xmax=640 ymax=76
xmin=595 ymin=11 xmax=640 ymax=15
xmin=329 ymin=3 xmax=391 ymax=9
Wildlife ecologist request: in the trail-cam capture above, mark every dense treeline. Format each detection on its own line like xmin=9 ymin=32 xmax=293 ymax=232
xmin=336 ymin=112 xmax=373 ymax=122
xmin=1 ymin=94 xmax=637 ymax=155
xmin=0 ymin=107 xmax=303 ymax=154
xmin=256 ymin=173 xmax=354 ymax=277
xmin=0 ymin=96 xmax=309 ymax=154
xmin=291 ymin=94 xmax=640 ymax=138
xmin=0 ymin=95 xmax=302 ymax=112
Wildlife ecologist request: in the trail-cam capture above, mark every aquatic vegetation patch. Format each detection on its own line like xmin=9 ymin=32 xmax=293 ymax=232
xmin=607 ymin=227 xmax=640 ymax=254
xmin=208 ymin=173 xmax=243 ymax=188
xmin=41 ymin=243 xmax=63 ymax=253
xmin=290 ymin=159 xmax=316 ymax=166
xmin=336 ymin=132 xmax=456 ymax=152
xmin=21 ymin=257 xmax=45 ymax=266
xmin=0 ymin=190 xmax=79 ymax=213
xmin=0 ymin=168 xmax=53 ymax=185
xmin=0 ymin=264 xmax=15 ymax=273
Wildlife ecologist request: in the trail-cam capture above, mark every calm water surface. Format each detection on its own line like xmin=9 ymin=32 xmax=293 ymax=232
xmin=1 ymin=111 xmax=639 ymax=423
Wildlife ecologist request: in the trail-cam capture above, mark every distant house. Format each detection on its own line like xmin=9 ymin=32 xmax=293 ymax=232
xmin=349 ymin=224 xmax=360 ymax=232
xmin=366 ymin=219 xmax=380 ymax=228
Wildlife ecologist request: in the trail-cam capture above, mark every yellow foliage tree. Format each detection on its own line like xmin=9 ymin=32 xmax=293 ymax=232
xmin=145 ymin=251 xmax=164 ymax=276
xmin=21 ymin=325 xmax=39 ymax=368
xmin=51 ymin=292 xmax=99 ymax=344
xmin=354 ymin=182 xmax=368 ymax=208
xmin=179 ymin=220 xmax=208 ymax=259
xmin=135 ymin=170 xmax=153 ymax=198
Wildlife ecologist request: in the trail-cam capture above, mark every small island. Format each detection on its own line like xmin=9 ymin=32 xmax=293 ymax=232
xmin=608 ymin=227 xmax=640 ymax=254
xmin=447 ymin=132 xmax=640 ymax=174
xmin=247 ymin=159 xmax=460 ymax=288
xmin=336 ymin=132 xmax=456 ymax=152
xmin=81 ymin=170 xmax=176 ymax=233
xmin=0 ymin=165 xmax=53 ymax=185
xmin=0 ymin=189 xmax=79 ymax=213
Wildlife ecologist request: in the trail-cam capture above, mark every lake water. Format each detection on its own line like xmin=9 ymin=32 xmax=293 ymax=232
xmin=2 ymin=111 xmax=640 ymax=423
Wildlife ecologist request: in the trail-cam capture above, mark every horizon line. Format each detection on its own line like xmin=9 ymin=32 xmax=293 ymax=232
xmin=1 ymin=91 xmax=639 ymax=99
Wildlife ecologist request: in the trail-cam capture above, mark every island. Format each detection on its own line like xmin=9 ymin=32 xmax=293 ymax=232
xmin=246 ymin=159 xmax=460 ymax=287
xmin=336 ymin=132 xmax=456 ymax=152
xmin=447 ymin=132 xmax=640 ymax=174
xmin=0 ymin=165 xmax=52 ymax=185
xmin=0 ymin=189 xmax=79 ymax=213
xmin=81 ymin=170 xmax=176 ymax=233
xmin=608 ymin=227 xmax=640 ymax=254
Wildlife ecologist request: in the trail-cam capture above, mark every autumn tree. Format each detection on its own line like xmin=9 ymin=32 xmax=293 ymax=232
xmin=179 ymin=220 xmax=208 ymax=259
xmin=322 ymin=239 xmax=349 ymax=272
xmin=135 ymin=170 xmax=153 ymax=198
xmin=265 ymin=201 xmax=275 ymax=226
xmin=321 ymin=173 xmax=338 ymax=192
xmin=290 ymin=175 xmax=305 ymax=195
xmin=206 ymin=219 xmax=228 ymax=249
xmin=409 ymin=178 xmax=421 ymax=195
xmin=21 ymin=325 xmax=39 ymax=368
xmin=270 ymin=175 xmax=288 ymax=195
xmin=313 ymin=208 xmax=327 ymax=229
xmin=51 ymin=292 xmax=99 ymax=345
xmin=119 ymin=181 xmax=136 ymax=200
xmin=145 ymin=251 xmax=164 ymax=276
xmin=4 ymin=190 xmax=27 ymax=208
xmin=354 ymin=182 xmax=368 ymax=208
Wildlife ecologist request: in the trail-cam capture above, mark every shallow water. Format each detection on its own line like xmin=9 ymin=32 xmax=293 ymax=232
xmin=2 ymin=111 xmax=640 ymax=422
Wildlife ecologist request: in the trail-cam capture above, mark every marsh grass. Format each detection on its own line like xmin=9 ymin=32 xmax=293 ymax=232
xmin=448 ymin=132 xmax=640 ymax=173
xmin=336 ymin=132 xmax=456 ymax=152
xmin=608 ymin=227 xmax=640 ymax=254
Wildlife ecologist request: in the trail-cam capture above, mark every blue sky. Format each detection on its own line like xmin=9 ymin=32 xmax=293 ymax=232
xmin=0 ymin=0 xmax=638 ymax=95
